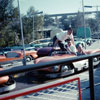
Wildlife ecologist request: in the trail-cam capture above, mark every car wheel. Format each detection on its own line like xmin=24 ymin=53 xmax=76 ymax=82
xmin=61 ymin=65 xmax=69 ymax=72
xmin=60 ymin=65 xmax=75 ymax=77
xmin=26 ymin=56 xmax=32 ymax=62
xmin=48 ymin=43 xmax=53 ymax=47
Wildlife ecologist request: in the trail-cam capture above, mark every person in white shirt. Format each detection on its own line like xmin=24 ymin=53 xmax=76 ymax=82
xmin=52 ymin=27 xmax=75 ymax=51
xmin=65 ymin=39 xmax=77 ymax=55
xmin=65 ymin=39 xmax=86 ymax=56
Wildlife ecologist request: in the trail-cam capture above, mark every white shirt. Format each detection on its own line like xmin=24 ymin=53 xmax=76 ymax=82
xmin=66 ymin=43 xmax=77 ymax=54
xmin=69 ymin=44 xmax=77 ymax=53
xmin=56 ymin=30 xmax=73 ymax=41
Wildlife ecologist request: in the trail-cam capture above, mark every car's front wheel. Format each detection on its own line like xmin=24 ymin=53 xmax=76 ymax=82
xmin=26 ymin=55 xmax=32 ymax=62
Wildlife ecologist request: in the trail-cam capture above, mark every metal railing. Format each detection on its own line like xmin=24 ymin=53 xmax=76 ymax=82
xmin=0 ymin=77 xmax=81 ymax=100
xmin=0 ymin=53 xmax=100 ymax=100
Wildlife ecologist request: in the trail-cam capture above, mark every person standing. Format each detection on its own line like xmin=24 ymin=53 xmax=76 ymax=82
xmin=52 ymin=27 xmax=75 ymax=51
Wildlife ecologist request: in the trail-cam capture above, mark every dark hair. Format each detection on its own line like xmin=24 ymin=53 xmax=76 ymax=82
xmin=67 ymin=27 xmax=72 ymax=31
xmin=76 ymin=43 xmax=82 ymax=48
xmin=65 ymin=38 xmax=71 ymax=42
xmin=63 ymin=26 xmax=72 ymax=31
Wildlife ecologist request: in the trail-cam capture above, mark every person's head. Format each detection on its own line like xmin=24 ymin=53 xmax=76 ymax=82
xmin=67 ymin=41 xmax=72 ymax=46
xmin=66 ymin=38 xmax=72 ymax=46
xmin=76 ymin=44 xmax=83 ymax=52
xmin=67 ymin=27 xmax=73 ymax=35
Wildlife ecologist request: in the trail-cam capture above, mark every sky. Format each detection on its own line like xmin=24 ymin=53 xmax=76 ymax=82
xmin=14 ymin=0 xmax=100 ymax=15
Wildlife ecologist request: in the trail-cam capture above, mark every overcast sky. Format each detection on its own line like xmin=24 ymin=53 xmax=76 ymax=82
xmin=14 ymin=0 xmax=100 ymax=15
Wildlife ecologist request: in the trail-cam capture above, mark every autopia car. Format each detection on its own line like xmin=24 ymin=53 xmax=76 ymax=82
xmin=0 ymin=50 xmax=38 ymax=63
xmin=32 ymin=47 xmax=100 ymax=78
xmin=0 ymin=67 xmax=16 ymax=93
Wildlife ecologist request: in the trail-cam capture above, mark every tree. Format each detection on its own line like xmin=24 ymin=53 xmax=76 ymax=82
xmin=75 ymin=12 xmax=84 ymax=27
xmin=0 ymin=0 xmax=18 ymax=47
xmin=0 ymin=0 xmax=14 ymax=24
xmin=24 ymin=6 xmax=44 ymax=42
xmin=86 ymin=18 xmax=98 ymax=33
xmin=95 ymin=11 xmax=100 ymax=32
xmin=44 ymin=15 xmax=55 ymax=26
xmin=96 ymin=11 xmax=100 ymax=20
xmin=59 ymin=15 xmax=70 ymax=30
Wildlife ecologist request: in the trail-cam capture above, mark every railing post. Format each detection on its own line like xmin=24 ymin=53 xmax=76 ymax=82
xmin=88 ymin=58 xmax=95 ymax=100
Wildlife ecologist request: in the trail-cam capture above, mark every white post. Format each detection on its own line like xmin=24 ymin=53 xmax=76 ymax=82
xmin=82 ymin=0 xmax=86 ymax=49
xmin=17 ymin=0 xmax=26 ymax=65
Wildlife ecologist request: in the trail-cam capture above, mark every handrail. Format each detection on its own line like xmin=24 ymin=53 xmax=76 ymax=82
xmin=0 ymin=53 xmax=100 ymax=77
xmin=0 ymin=53 xmax=100 ymax=100
xmin=0 ymin=77 xmax=81 ymax=100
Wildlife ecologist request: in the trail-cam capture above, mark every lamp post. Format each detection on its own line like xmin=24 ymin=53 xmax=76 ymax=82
xmin=17 ymin=0 xmax=26 ymax=65
xmin=82 ymin=0 xmax=87 ymax=49
xmin=82 ymin=1 xmax=96 ymax=100
xmin=32 ymin=11 xmax=43 ymax=41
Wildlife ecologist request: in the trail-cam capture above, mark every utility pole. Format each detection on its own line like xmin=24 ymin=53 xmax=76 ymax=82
xmin=82 ymin=0 xmax=87 ymax=49
xmin=17 ymin=0 xmax=26 ymax=65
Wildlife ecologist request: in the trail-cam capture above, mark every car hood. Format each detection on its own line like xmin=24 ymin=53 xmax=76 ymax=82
xmin=35 ymin=49 xmax=100 ymax=64
xmin=35 ymin=54 xmax=76 ymax=64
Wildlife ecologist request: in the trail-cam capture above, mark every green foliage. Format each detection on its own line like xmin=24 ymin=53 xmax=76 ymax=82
xmin=0 ymin=0 xmax=99 ymax=47
xmin=0 ymin=3 xmax=44 ymax=47
xmin=0 ymin=0 xmax=14 ymax=23
xmin=0 ymin=32 xmax=5 ymax=47
xmin=96 ymin=11 xmax=100 ymax=20
xmin=86 ymin=18 xmax=98 ymax=32
xmin=24 ymin=6 xmax=44 ymax=42
xmin=44 ymin=15 xmax=55 ymax=26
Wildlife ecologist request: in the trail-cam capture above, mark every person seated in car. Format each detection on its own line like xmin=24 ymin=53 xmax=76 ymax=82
xmin=76 ymin=43 xmax=86 ymax=56
xmin=65 ymin=38 xmax=77 ymax=55
xmin=65 ymin=39 xmax=86 ymax=56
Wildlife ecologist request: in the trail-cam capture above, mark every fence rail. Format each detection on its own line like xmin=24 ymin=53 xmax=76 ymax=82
xmin=0 ymin=77 xmax=81 ymax=100
xmin=0 ymin=53 xmax=100 ymax=77
xmin=0 ymin=53 xmax=100 ymax=100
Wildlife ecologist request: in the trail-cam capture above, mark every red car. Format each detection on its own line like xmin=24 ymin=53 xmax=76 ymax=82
xmin=0 ymin=68 xmax=9 ymax=85
xmin=0 ymin=50 xmax=38 ymax=63
xmin=0 ymin=67 xmax=16 ymax=93
xmin=33 ymin=47 xmax=100 ymax=78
